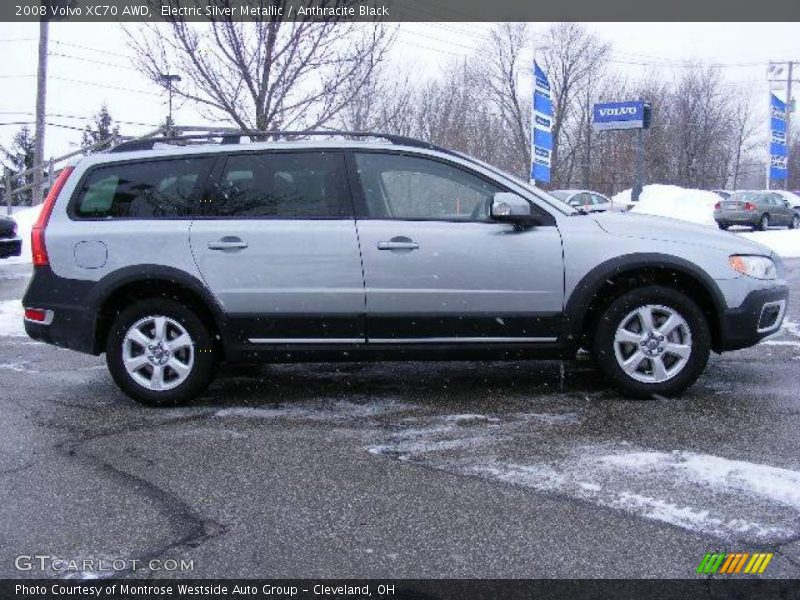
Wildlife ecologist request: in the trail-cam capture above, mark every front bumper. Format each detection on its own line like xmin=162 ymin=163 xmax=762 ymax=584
xmin=717 ymin=285 xmax=790 ymax=351
xmin=0 ymin=237 xmax=22 ymax=258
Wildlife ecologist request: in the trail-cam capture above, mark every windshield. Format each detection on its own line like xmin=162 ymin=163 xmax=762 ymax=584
xmin=452 ymin=152 xmax=580 ymax=215
xmin=549 ymin=190 xmax=571 ymax=201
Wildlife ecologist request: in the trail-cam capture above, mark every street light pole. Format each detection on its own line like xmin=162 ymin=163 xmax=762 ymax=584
xmin=160 ymin=73 xmax=182 ymax=135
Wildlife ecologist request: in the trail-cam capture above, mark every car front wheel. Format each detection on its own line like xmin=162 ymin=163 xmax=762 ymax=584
xmin=106 ymin=298 xmax=216 ymax=406
xmin=592 ymin=286 xmax=711 ymax=399
xmin=791 ymin=215 xmax=799 ymax=230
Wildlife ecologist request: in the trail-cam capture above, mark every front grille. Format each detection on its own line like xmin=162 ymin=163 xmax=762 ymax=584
xmin=0 ymin=223 xmax=15 ymax=238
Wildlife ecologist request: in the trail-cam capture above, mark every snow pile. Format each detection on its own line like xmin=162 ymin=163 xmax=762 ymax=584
xmin=0 ymin=299 xmax=26 ymax=336
xmin=612 ymin=184 xmax=719 ymax=227
xmin=740 ymin=229 xmax=800 ymax=259
xmin=4 ymin=204 xmax=42 ymax=265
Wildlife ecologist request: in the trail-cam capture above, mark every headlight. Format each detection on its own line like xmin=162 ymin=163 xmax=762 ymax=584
xmin=728 ymin=255 xmax=777 ymax=279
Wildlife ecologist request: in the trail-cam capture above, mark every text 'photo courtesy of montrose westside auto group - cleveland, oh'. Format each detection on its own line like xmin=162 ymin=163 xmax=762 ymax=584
xmin=0 ymin=0 xmax=800 ymax=598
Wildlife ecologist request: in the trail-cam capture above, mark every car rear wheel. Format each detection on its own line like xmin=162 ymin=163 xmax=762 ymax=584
xmin=106 ymin=298 xmax=216 ymax=406
xmin=592 ymin=286 xmax=711 ymax=399
xmin=757 ymin=214 xmax=770 ymax=231
xmin=791 ymin=215 xmax=799 ymax=230
xmin=717 ymin=222 xmax=729 ymax=230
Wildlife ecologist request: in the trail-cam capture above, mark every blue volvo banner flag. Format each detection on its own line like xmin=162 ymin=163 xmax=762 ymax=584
xmin=592 ymin=101 xmax=647 ymax=130
xmin=531 ymin=61 xmax=553 ymax=184
xmin=770 ymin=94 xmax=788 ymax=182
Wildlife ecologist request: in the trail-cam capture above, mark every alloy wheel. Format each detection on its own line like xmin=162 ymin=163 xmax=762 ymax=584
xmin=122 ymin=315 xmax=195 ymax=391
xmin=613 ymin=304 xmax=693 ymax=384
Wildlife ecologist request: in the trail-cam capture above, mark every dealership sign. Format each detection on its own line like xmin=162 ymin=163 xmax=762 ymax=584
xmin=769 ymin=94 xmax=788 ymax=182
xmin=592 ymin=101 xmax=649 ymax=131
xmin=531 ymin=61 xmax=553 ymax=184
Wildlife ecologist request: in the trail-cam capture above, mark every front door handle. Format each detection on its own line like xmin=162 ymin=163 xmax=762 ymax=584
xmin=208 ymin=237 xmax=248 ymax=251
xmin=377 ymin=237 xmax=419 ymax=251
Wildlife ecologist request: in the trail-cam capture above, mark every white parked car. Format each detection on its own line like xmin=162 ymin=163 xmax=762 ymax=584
xmin=773 ymin=190 xmax=800 ymax=212
xmin=550 ymin=190 xmax=613 ymax=213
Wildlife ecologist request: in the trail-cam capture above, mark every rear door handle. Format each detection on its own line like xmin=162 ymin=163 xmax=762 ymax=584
xmin=377 ymin=240 xmax=419 ymax=251
xmin=208 ymin=238 xmax=248 ymax=251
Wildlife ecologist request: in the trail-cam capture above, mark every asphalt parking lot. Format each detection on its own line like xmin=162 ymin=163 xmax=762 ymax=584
xmin=1 ymin=260 xmax=799 ymax=579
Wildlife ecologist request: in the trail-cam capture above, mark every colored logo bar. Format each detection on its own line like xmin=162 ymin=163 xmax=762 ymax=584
xmin=696 ymin=552 xmax=773 ymax=575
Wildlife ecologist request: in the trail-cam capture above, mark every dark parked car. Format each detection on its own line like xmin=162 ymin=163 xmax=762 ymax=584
xmin=714 ymin=191 xmax=800 ymax=231
xmin=0 ymin=215 xmax=22 ymax=259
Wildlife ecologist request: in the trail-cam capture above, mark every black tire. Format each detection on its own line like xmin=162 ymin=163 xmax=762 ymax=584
xmin=791 ymin=215 xmax=799 ymax=230
xmin=757 ymin=213 xmax=770 ymax=231
xmin=717 ymin=222 xmax=729 ymax=230
xmin=592 ymin=286 xmax=711 ymax=399
xmin=106 ymin=298 xmax=216 ymax=406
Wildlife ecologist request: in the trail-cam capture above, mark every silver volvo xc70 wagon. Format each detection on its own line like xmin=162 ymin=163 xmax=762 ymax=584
xmin=22 ymin=131 xmax=789 ymax=405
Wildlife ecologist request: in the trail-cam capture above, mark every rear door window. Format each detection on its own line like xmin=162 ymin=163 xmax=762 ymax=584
xmin=214 ymin=151 xmax=351 ymax=218
xmin=74 ymin=157 xmax=214 ymax=219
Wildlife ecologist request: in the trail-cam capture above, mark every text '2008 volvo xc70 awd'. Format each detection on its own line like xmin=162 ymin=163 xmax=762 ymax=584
xmin=22 ymin=131 xmax=789 ymax=405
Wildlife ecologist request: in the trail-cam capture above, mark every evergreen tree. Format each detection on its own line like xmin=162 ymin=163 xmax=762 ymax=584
xmin=159 ymin=115 xmax=179 ymax=137
xmin=1 ymin=125 xmax=37 ymax=205
xmin=82 ymin=104 xmax=121 ymax=152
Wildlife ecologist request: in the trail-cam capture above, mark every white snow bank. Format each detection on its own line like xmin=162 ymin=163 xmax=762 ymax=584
xmin=740 ymin=229 xmax=800 ymax=259
xmin=4 ymin=204 xmax=42 ymax=265
xmin=612 ymin=184 xmax=719 ymax=227
xmin=0 ymin=299 xmax=25 ymax=336
xmin=612 ymin=185 xmax=800 ymax=258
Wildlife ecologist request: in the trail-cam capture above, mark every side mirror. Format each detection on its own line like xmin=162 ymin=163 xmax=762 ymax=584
xmin=490 ymin=192 xmax=538 ymax=225
xmin=568 ymin=199 xmax=580 ymax=207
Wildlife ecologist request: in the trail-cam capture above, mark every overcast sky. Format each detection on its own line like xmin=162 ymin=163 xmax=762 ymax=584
xmin=0 ymin=21 xmax=798 ymax=159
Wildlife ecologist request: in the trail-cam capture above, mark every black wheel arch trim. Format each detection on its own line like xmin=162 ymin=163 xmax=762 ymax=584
xmin=561 ymin=253 xmax=727 ymax=349
xmin=87 ymin=264 xmax=228 ymax=341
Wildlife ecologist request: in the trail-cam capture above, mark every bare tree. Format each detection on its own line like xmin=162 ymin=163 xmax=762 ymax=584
xmin=726 ymin=91 xmax=760 ymax=189
xmin=539 ymin=23 xmax=611 ymax=186
xmin=478 ymin=23 xmax=531 ymax=179
xmin=336 ymin=62 xmax=414 ymax=134
xmin=128 ymin=1 xmax=394 ymax=132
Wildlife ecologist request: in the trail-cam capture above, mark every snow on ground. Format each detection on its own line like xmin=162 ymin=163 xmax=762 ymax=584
xmin=367 ymin=411 xmax=800 ymax=542
xmin=4 ymin=204 xmax=42 ymax=265
xmin=0 ymin=299 xmax=25 ymax=336
xmin=612 ymin=184 xmax=720 ymax=227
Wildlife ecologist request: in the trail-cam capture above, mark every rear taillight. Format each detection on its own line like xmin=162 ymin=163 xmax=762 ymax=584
xmin=24 ymin=308 xmax=48 ymax=322
xmin=714 ymin=202 xmax=721 ymax=210
xmin=32 ymin=166 xmax=74 ymax=267
xmin=744 ymin=202 xmax=756 ymax=212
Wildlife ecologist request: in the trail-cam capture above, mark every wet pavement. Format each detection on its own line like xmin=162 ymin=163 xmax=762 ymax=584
xmin=1 ymin=260 xmax=799 ymax=579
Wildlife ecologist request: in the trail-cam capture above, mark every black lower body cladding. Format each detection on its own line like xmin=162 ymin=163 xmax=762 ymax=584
xmin=22 ymin=266 xmax=99 ymax=354
xmin=717 ymin=286 xmax=790 ymax=352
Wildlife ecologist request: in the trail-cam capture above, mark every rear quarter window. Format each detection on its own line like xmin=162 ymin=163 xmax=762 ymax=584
xmin=73 ymin=157 xmax=213 ymax=219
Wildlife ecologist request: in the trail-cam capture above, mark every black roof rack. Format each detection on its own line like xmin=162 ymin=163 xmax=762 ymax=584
xmin=110 ymin=130 xmax=445 ymax=154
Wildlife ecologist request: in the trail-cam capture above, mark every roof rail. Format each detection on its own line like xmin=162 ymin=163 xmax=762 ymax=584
xmin=109 ymin=130 xmax=444 ymax=154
